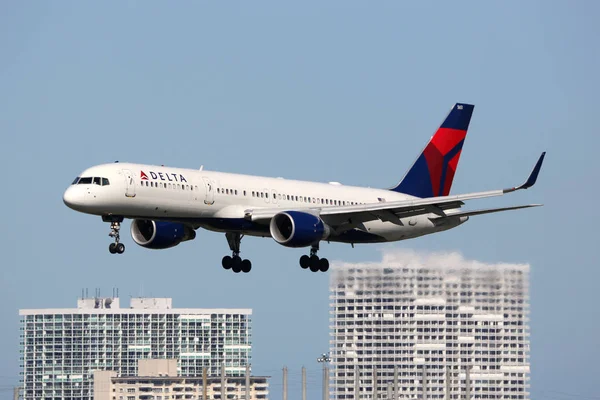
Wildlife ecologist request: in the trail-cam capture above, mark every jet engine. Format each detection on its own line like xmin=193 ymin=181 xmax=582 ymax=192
xmin=130 ymin=219 xmax=196 ymax=250
xmin=269 ymin=211 xmax=331 ymax=248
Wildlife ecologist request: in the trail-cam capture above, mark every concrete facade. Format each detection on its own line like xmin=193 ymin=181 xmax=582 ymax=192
xmin=329 ymin=252 xmax=530 ymax=399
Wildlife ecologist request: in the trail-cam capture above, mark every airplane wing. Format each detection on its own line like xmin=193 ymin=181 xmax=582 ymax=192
xmin=245 ymin=152 xmax=545 ymax=230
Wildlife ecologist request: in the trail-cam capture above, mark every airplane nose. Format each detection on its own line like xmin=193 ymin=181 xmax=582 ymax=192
xmin=63 ymin=187 xmax=82 ymax=210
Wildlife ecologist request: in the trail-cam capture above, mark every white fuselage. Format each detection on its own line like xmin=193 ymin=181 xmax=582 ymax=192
xmin=63 ymin=162 xmax=466 ymax=244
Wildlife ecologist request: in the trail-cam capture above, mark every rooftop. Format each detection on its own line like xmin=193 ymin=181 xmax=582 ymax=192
xmin=19 ymin=297 xmax=252 ymax=316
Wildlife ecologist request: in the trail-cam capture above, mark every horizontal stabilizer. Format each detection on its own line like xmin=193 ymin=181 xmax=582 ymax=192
xmin=435 ymin=204 xmax=543 ymax=219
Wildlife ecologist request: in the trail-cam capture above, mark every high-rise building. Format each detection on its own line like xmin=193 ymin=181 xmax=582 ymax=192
xmin=19 ymin=296 xmax=252 ymax=400
xmin=329 ymin=251 xmax=530 ymax=400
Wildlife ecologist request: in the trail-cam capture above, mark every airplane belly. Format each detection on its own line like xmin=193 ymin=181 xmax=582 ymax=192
xmin=332 ymin=215 xmax=448 ymax=244
xmin=198 ymin=218 xmax=271 ymax=237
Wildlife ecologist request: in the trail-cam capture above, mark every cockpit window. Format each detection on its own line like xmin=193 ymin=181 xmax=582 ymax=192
xmin=75 ymin=177 xmax=110 ymax=186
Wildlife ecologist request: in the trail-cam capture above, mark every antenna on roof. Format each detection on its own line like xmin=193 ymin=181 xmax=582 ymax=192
xmin=199 ymin=165 xmax=204 ymax=171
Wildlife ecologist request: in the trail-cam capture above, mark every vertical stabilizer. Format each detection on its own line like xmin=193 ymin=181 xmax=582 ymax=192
xmin=391 ymin=103 xmax=474 ymax=198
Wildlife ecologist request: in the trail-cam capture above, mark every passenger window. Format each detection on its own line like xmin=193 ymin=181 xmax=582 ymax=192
xmin=260 ymin=192 xmax=264 ymax=198
xmin=182 ymin=185 xmax=185 ymax=190
xmin=273 ymin=193 xmax=276 ymax=199
xmin=235 ymin=190 xmax=238 ymax=195
xmin=243 ymin=190 xmax=246 ymax=196
xmin=190 ymin=185 xmax=193 ymax=191
xmin=102 ymin=178 xmax=110 ymax=186
xmin=287 ymin=195 xmax=290 ymax=200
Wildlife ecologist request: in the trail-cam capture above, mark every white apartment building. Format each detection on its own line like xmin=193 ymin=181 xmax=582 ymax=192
xmin=19 ymin=296 xmax=252 ymax=400
xmin=329 ymin=252 xmax=530 ymax=400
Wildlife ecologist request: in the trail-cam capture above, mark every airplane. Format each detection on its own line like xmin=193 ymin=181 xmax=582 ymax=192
xmin=63 ymin=103 xmax=545 ymax=273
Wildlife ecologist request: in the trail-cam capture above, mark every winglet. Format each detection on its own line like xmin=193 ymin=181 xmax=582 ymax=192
xmin=504 ymin=152 xmax=546 ymax=193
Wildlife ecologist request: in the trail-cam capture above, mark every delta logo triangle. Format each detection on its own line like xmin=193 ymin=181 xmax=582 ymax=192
xmin=140 ymin=171 xmax=149 ymax=180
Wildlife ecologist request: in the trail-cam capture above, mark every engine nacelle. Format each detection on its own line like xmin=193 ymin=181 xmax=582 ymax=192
xmin=269 ymin=211 xmax=330 ymax=248
xmin=130 ymin=219 xmax=196 ymax=250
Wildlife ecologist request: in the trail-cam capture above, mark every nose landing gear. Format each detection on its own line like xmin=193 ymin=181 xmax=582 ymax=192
xmin=299 ymin=243 xmax=329 ymax=272
xmin=103 ymin=215 xmax=125 ymax=254
xmin=222 ymin=232 xmax=252 ymax=273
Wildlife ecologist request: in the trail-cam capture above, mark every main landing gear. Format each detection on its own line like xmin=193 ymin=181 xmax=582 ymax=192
xmin=300 ymin=243 xmax=329 ymax=272
xmin=103 ymin=215 xmax=125 ymax=255
xmin=221 ymin=232 xmax=252 ymax=273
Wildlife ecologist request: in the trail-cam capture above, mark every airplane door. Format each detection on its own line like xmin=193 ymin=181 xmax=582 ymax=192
xmin=203 ymin=177 xmax=215 ymax=205
xmin=123 ymin=170 xmax=136 ymax=198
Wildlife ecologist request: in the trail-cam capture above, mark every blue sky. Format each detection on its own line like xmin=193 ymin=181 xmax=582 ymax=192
xmin=1 ymin=1 xmax=598 ymax=399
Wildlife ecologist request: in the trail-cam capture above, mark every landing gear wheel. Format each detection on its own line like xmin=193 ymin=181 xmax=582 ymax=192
xmin=309 ymin=255 xmax=320 ymax=272
xmin=300 ymin=255 xmax=310 ymax=269
xmin=241 ymin=259 xmax=252 ymax=273
xmin=105 ymin=217 xmax=124 ymax=255
xmin=232 ymin=256 xmax=242 ymax=273
xmin=319 ymin=258 xmax=329 ymax=272
xmin=224 ymin=232 xmax=252 ymax=273
xmin=222 ymin=256 xmax=233 ymax=270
